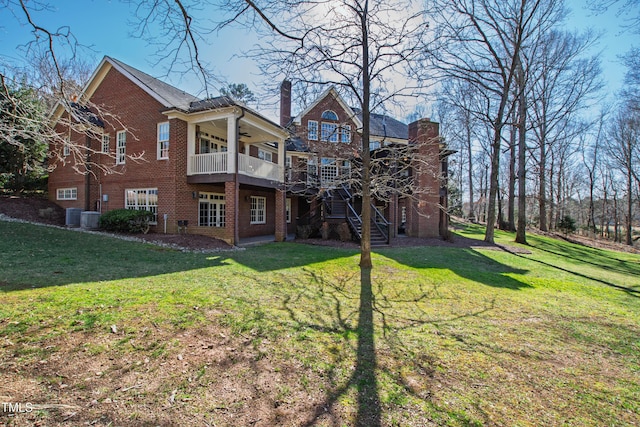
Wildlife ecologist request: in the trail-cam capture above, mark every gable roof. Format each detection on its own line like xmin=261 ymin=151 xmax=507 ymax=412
xmin=51 ymin=56 xmax=201 ymax=122
xmin=290 ymin=86 xmax=408 ymax=141
xmin=352 ymin=108 xmax=408 ymax=140
xmin=105 ymin=57 xmax=199 ymax=110
xmin=292 ymin=86 xmax=363 ymax=128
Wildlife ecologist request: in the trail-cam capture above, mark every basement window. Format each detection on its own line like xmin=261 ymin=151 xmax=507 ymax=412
xmin=56 ymin=188 xmax=77 ymax=200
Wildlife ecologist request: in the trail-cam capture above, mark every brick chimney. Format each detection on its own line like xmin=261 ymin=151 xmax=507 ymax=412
xmin=280 ymin=80 xmax=292 ymax=127
xmin=406 ymin=118 xmax=443 ymax=239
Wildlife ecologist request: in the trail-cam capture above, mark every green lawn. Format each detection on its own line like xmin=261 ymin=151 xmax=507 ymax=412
xmin=1 ymin=220 xmax=639 ymax=426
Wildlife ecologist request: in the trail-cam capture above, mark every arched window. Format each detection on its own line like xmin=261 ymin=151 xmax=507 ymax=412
xmin=321 ymin=110 xmax=339 ymax=121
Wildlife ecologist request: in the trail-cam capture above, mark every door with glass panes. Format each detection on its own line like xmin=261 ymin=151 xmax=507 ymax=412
xmin=199 ymin=193 xmax=226 ymax=227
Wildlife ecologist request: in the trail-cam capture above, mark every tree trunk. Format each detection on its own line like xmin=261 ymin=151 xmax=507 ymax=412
xmin=548 ymin=154 xmax=555 ymax=230
xmin=484 ymin=126 xmax=502 ymax=243
xmin=508 ymin=118 xmax=516 ymax=231
xmin=515 ymin=56 xmax=527 ymax=244
xmin=626 ymin=176 xmax=633 ymax=246
xmin=498 ymin=181 xmax=505 ymax=230
xmin=466 ymin=115 xmax=475 ymax=222
xmin=359 ymin=0 xmax=372 ymax=269
xmin=538 ymin=140 xmax=547 ymax=231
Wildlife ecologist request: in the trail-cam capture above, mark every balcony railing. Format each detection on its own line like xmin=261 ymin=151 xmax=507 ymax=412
xmin=239 ymin=153 xmax=282 ymax=181
xmin=188 ymin=152 xmax=283 ymax=182
xmin=189 ymin=152 xmax=227 ymax=175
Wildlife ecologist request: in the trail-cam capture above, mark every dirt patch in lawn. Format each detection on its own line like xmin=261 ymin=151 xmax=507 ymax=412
xmin=0 ymin=317 xmax=340 ymax=427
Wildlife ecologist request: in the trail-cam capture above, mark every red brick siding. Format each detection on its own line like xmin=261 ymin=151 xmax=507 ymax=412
xmin=49 ymin=65 xmax=186 ymax=233
xmin=237 ymin=188 xmax=276 ymax=238
xmin=294 ymin=94 xmax=360 ymax=159
xmin=406 ymin=119 xmax=441 ymax=238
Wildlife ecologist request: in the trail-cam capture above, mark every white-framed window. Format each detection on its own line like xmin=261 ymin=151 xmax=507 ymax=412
xmin=369 ymin=140 xmax=381 ymax=151
xmin=116 ymin=130 xmax=126 ymax=165
xmin=250 ymin=196 xmax=266 ymax=224
xmin=199 ymin=193 xmax=226 ymax=227
xmin=258 ymin=148 xmax=273 ymax=163
xmin=63 ymin=138 xmax=70 ymax=157
xmin=285 ymin=155 xmax=292 ymax=180
xmin=308 ymin=120 xmax=318 ymax=140
xmin=321 ymin=110 xmax=338 ymax=121
xmin=125 ymin=188 xmax=158 ymax=223
xmin=321 ymin=122 xmax=338 ymax=142
xmin=56 ymin=187 xmax=77 ymax=200
xmin=102 ymin=134 xmax=110 ymax=153
xmin=320 ymin=158 xmax=351 ymax=187
xmin=157 ymin=122 xmax=170 ymax=159
xmin=341 ymin=125 xmax=351 ymax=143
xmin=401 ymin=206 xmax=407 ymax=223
xmin=306 ymin=157 xmax=317 ymax=186
xmin=286 ymin=198 xmax=292 ymax=223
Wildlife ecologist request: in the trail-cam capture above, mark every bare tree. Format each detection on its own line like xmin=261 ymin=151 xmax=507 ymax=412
xmin=587 ymin=0 xmax=640 ymax=33
xmin=213 ymin=0 xmax=431 ymax=269
xmin=528 ymin=28 xmax=602 ymax=231
xmin=428 ymin=0 xmax=565 ymax=243
xmin=0 ymin=1 xmax=155 ymax=177
xmin=621 ymin=47 xmax=640 ymax=110
xmin=514 ymin=53 xmax=528 ymax=243
xmin=581 ymin=108 xmax=609 ymax=234
xmin=607 ymin=105 xmax=640 ymax=245
xmin=437 ymin=80 xmax=485 ymax=222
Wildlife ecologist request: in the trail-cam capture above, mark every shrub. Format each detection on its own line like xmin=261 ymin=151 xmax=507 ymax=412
xmin=558 ymin=215 xmax=577 ymax=235
xmin=296 ymin=224 xmax=318 ymax=239
xmin=99 ymin=209 xmax=154 ymax=234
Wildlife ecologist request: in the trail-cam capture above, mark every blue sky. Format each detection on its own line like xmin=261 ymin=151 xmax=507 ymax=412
xmin=0 ymin=0 xmax=636 ymax=121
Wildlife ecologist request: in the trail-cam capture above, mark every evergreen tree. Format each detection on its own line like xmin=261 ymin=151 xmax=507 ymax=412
xmin=0 ymin=79 xmax=47 ymax=193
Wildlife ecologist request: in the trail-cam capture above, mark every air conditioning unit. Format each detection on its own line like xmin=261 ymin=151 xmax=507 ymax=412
xmin=80 ymin=211 xmax=101 ymax=229
xmin=65 ymin=208 xmax=82 ymax=227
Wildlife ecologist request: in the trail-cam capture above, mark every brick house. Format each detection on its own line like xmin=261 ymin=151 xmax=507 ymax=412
xmin=280 ymin=81 xmax=450 ymax=243
xmin=49 ymin=56 xmax=449 ymax=245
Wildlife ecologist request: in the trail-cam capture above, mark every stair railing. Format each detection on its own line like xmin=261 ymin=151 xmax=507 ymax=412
xmin=346 ymin=202 xmax=362 ymax=239
xmin=339 ymin=183 xmax=390 ymax=244
xmin=371 ymin=204 xmax=390 ymax=244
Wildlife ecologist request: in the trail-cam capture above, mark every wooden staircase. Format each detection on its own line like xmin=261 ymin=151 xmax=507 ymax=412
xmin=349 ymin=216 xmax=390 ymax=247
xmin=323 ymin=186 xmax=390 ymax=246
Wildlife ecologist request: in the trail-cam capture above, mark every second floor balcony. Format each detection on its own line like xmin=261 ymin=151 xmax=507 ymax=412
xmin=189 ymin=152 xmax=284 ymax=182
xmin=164 ymin=104 xmax=289 ymax=186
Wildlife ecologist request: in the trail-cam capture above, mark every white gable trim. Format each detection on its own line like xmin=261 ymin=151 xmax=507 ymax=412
xmin=50 ymin=56 xmax=172 ymax=123
xmin=102 ymin=57 xmax=174 ymax=108
xmin=292 ymin=87 xmax=363 ymax=129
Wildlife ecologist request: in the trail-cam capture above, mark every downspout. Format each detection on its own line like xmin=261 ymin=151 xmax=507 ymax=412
xmin=85 ymin=135 xmax=91 ymax=211
xmin=234 ymin=107 xmax=245 ymax=246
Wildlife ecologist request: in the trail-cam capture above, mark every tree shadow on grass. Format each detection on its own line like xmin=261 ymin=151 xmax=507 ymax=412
xmin=513 ymin=250 xmax=640 ymax=298
xmin=274 ymin=266 xmax=502 ymax=426
xmin=380 ymin=246 xmax=532 ymax=291
xmin=529 ymin=235 xmax=640 ymax=278
xmin=287 ymin=267 xmax=380 ymax=427
xmin=0 ymin=222 xmax=356 ymax=291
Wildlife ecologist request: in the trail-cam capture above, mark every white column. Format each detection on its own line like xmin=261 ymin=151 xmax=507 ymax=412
xmin=278 ymin=137 xmax=286 ymax=182
xmin=187 ymin=122 xmax=197 ymax=175
xmin=226 ymin=113 xmax=237 ymax=174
